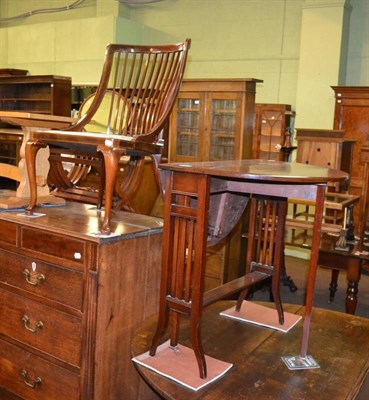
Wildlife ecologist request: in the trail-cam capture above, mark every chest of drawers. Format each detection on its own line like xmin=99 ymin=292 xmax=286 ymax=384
xmin=0 ymin=203 xmax=162 ymax=400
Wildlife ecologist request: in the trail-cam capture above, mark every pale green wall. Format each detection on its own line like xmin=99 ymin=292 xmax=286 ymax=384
xmin=346 ymin=0 xmax=369 ymax=85
xmin=294 ymin=1 xmax=350 ymax=129
xmin=0 ymin=4 xmax=174 ymax=84
xmin=127 ymin=0 xmax=303 ymax=106
xmin=0 ymin=0 xmax=369 ymax=110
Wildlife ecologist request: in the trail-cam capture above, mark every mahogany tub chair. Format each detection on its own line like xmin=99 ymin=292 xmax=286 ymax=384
xmin=25 ymin=39 xmax=191 ymax=233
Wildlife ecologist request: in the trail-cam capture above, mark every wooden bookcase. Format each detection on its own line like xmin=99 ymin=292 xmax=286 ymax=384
xmin=0 ymin=75 xmax=71 ymax=189
xmin=0 ymin=75 xmax=71 ymax=119
xmin=253 ymin=103 xmax=294 ymax=161
xmin=168 ymin=78 xmax=262 ymax=162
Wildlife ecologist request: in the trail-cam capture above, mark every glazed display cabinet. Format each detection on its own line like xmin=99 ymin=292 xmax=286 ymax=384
xmin=169 ymin=79 xmax=262 ymax=162
xmin=253 ymin=103 xmax=294 ymax=161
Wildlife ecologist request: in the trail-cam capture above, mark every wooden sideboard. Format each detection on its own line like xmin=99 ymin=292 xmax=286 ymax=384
xmin=0 ymin=202 xmax=162 ymax=400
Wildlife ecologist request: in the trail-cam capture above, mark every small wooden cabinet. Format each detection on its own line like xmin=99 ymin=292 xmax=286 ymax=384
xmin=168 ymin=79 xmax=262 ymax=162
xmin=296 ymin=129 xmax=355 ymax=191
xmin=253 ymin=103 xmax=294 ymax=160
xmin=0 ymin=203 xmax=162 ymax=400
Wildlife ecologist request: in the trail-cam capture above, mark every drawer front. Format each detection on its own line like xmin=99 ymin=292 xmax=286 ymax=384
xmin=0 ymin=219 xmax=17 ymax=246
xmin=0 ymin=338 xmax=80 ymax=400
xmin=0 ymin=289 xmax=82 ymax=367
xmin=20 ymin=227 xmax=86 ymax=269
xmin=0 ymin=249 xmax=84 ymax=311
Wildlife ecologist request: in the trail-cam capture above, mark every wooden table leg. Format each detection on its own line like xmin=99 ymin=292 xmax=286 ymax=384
xmin=329 ymin=269 xmax=339 ymax=303
xmin=150 ymin=172 xmax=210 ymax=379
xmin=300 ymin=184 xmax=326 ymax=357
xmin=346 ymin=258 xmax=361 ymax=314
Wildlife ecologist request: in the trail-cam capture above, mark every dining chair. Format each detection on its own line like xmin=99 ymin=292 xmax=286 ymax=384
xmin=25 ymin=39 xmax=191 ymax=233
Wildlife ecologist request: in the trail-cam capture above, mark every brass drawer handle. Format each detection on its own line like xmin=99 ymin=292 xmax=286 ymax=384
xmin=21 ymin=370 xmax=42 ymax=389
xmin=22 ymin=315 xmax=43 ymax=333
xmin=23 ymin=268 xmax=45 ymax=286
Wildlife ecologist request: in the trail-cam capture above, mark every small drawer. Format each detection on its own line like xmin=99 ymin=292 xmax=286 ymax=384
xmin=0 ymin=249 xmax=84 ymax=311
xmin=0 ymin=289 xmax=82 ymax=367
xmin=0 ymin=219 xmax=17 ymax=246
xmin=0 ymin=338 xmax=80 ymax=400
xmin=20 ymin=227 xmax=86 ymax=268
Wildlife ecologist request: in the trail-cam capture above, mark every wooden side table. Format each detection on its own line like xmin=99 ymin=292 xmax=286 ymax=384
xmin=149 ymin=160 xmax=348 ymax=378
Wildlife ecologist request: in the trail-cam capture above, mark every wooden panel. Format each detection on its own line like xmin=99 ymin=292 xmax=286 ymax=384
xmin=93 ymin=233 xmax=162 ymax=400
xmin=0 ymin=219 xmax=16 ymax=246
xmin=297 ymin=141 xmax=340 ymax=168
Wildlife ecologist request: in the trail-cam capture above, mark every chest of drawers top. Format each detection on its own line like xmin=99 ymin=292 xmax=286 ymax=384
xmin=0 ymin=202 xmax=163 ymax=267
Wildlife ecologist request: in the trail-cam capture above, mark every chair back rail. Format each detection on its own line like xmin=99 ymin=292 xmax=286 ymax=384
xmin=68 ymin=40 xmax=191 ymax=145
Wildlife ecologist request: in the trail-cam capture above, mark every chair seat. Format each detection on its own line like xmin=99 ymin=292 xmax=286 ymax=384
xmin=31 ymin=129 xmax=162 ymax=154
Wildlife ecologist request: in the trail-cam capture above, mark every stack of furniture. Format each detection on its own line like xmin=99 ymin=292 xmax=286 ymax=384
xmin=168 ymin=78 xmax=262 ymax=290
xmin=25 ymin=40 xmax=191 ymax=234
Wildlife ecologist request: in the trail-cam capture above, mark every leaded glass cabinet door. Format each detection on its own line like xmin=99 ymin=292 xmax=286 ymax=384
xmin=253 ymin=104 xmax=293 ymax=161
xmin=206 ymin=93 xmax=242 ymax=161
xmin=169 ymin=92 xmax=205 ymax=162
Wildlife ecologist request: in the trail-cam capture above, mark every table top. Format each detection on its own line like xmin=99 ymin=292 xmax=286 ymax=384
xmin=0 ymin=111 xmax=76 ymax=129
xmin=159 ymin=160 xmax=348 ymax=185
xmin=132 ymin=301 xmax=369 ymax=400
